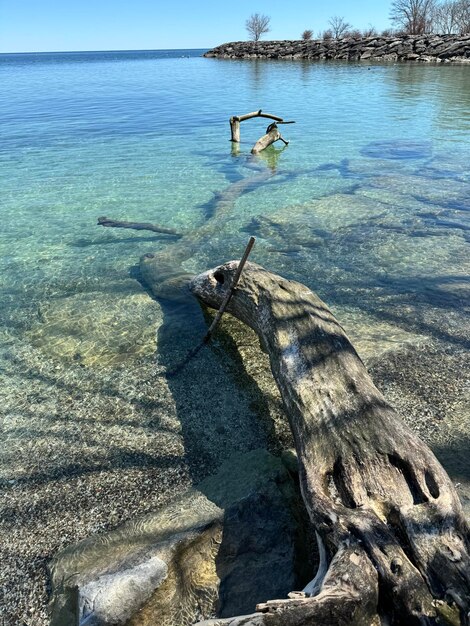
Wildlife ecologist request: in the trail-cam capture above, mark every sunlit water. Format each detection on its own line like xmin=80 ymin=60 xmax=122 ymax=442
xmin=1 ymin=49 xmax=469 ymax=482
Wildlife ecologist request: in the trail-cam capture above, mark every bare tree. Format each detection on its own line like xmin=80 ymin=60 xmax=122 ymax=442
xmin=322 ymin=29 xmax=333 ymax=40
xmin=455 ymin=0 xmax=470 ymax=32
xmin=363 ymin=24 xmax=378 ymax=36
xmin=301 ymin=29 xmax=313 ymax=40
xmin=432 ymin=0 xmax=460 ymax=32
xmin=245 ymin=13 xmax=271 ymax=41
xmin=390 ymin=0 xmax=436 ymax=34
xmin=328 ymin=15 xmax=352 ymax=38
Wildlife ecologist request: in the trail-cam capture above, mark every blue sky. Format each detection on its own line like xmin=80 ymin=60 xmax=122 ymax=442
xmin=1 ymin=0 xmax=395 ymax=53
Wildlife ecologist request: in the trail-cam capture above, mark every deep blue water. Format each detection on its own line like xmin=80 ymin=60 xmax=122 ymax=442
xmin=0 ymin=48 xmax=206 ymax=64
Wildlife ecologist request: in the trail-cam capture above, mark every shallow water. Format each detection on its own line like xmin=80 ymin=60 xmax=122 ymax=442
xmin=0 ymin=49 xmax=469 ymax=623
xmin=1 ymin=51 xmax=469 ymax=366
xmin=1 ymin=47 xmax=470 ymax=473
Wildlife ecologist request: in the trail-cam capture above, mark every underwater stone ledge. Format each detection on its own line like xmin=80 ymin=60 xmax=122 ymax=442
xmin=48 ymin=449 xmax=312 ymax=626
xmin=204 ymin=34 xmax=470 ymax=62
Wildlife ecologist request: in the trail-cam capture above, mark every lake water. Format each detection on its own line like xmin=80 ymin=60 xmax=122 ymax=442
xmin=1 ymin=50 xmax=469 ymax=361
xmin=1 ymin=48 xmax=469 ymax=624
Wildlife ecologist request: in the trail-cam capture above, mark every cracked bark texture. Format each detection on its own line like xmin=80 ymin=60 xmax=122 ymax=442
xmin=190 ymin=261 xmax=470 ymax=626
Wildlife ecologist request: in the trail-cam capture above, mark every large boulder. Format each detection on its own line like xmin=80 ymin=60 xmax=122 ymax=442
xmin=49 ymin=449 xmax=311 ymax=626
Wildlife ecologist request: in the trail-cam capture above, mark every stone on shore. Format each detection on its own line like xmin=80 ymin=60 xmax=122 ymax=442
xmin=49 ymin=449 xmax=311 ymax=626
xmin=204 ymin=35 xmax=470 ymax=63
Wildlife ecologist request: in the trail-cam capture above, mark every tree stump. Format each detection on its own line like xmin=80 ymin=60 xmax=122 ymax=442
xmin=190 ymin=261 xmax=470 ymax=626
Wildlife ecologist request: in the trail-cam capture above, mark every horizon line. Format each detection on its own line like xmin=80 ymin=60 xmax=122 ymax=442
xmin=0 ymin=47 xmax=210 ymax=55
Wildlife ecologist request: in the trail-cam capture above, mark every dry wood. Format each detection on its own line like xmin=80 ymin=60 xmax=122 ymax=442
xmin=251 ymin=124 xmax=289 ymax=154
xmin=233 ymin=110 xmax=284 ymax=123
xmin=190 ymin=261 xmax=470 ymax=626
xmin=97 ymin=216 xmax=181 ymax=236
xmin=230 ymin=109 xmax=294 ymax=143
xmin=251 ymin=128 xmax=281 ymax=154
xmin=202 ymin=236 xmax=255 ymax=340
xmin=230 ymin=118 xmax=241 ymax=143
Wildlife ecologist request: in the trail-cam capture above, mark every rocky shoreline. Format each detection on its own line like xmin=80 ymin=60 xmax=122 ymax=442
xmin=204 ymin=34 xmax=470 ymax=62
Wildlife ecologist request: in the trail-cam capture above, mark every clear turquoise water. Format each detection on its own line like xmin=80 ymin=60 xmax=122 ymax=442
xmin=1 ymin=50 xmax=469 ymax=366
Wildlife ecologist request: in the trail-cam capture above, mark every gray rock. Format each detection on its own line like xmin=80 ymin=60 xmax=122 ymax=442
xmin=49 ymin=449 xmax=311 ymax=626
xmin=203 ymin=35 xmax=470 ymax=63
xmin=78 ymin=557 xmax=168 ymax=625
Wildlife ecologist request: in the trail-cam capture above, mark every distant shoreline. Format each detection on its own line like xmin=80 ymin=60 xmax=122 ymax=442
xmin=205 ymin=34 xmax=470 ymax=63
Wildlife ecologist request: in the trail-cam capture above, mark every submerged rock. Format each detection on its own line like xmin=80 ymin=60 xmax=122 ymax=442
xmin=361 ymin=140 xmax=432 ymax=160
xmin=27 ymin=288 xmax=158 ymax=366
xmin=49 ymin=449 xmax=311 ymax=626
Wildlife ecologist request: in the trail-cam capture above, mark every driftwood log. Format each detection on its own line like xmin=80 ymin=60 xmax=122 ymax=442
xmin=229 ymin=110 xmax=294 ymax=153
xmin=251 ymin=123 xmax=290 ymax=155
xmin=190 ymin=261 xmax=470 ymax=626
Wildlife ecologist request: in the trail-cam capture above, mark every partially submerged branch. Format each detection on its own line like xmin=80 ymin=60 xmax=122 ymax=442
xmin=251 ymin=124 xmax=289 ymax=155
xmin=97 ymin=216 xmax=181 ymax=237
xmin=137 ymin=166 xmax=275 ymax=302
xmin=230 ymin=109 xmax=294 ymax=145
xmin=96 ymin=164 xmax=274 ymax=304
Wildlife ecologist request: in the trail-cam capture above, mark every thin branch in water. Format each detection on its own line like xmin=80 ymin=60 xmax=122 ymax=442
xmin=166 ymin=237 xmax=255 ymax=377
xmin=97 ymin=216 xmax=182 ymax=237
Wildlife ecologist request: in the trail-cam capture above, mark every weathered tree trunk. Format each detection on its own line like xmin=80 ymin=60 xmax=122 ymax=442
xmin=190 ymin=261 xmax=470 ymax=626
xmin=251 ymin=125 xmax=289 ymax=155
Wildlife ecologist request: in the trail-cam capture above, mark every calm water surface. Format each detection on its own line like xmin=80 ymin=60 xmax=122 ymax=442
xmin=1 ymin=49 xmax=470 ymax=624
xmin=1 ymin=48 xmax=469 ymax=464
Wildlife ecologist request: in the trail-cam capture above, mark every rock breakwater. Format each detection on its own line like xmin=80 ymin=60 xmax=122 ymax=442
xmin=204 ymin=34 xmax=470 ymax=62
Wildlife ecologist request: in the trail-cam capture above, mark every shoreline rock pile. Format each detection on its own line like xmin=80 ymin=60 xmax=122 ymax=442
xmin=204 ymin=34 xmax=470 ymax=62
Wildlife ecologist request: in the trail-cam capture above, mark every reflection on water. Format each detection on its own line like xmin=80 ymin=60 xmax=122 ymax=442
xmin=384 ymin=63 xmax=470 ymax=136
xmin=0 ymin=50 xmax=469 ymax=623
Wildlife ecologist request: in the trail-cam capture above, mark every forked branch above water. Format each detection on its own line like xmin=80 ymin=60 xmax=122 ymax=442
xmin=229 ymin=109 xmax=295 ymax=147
